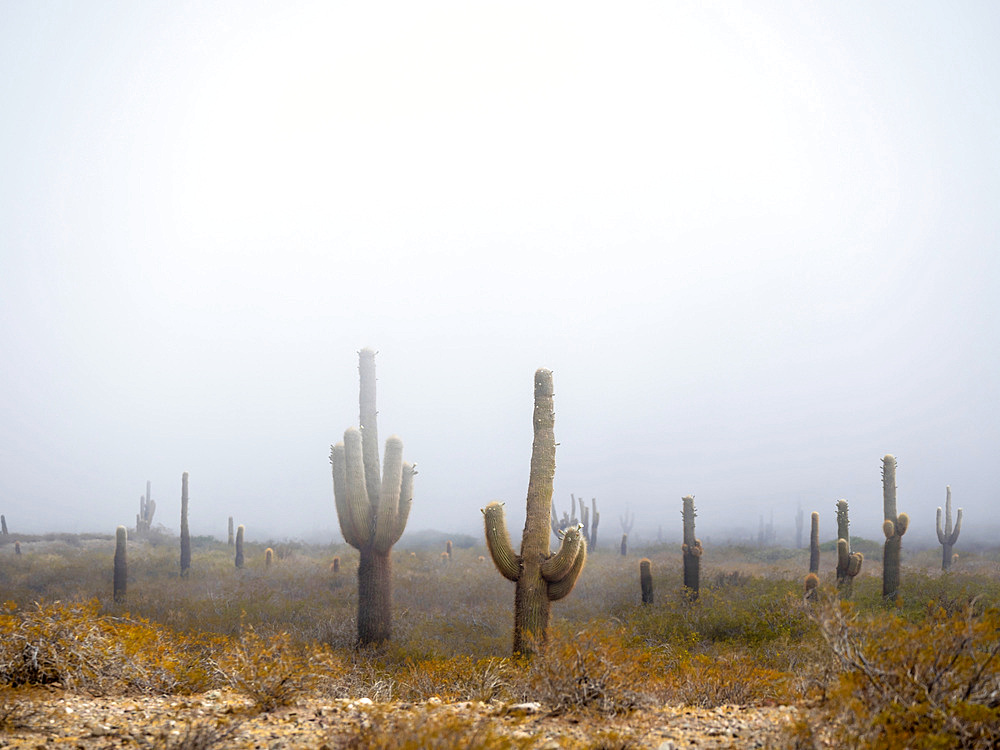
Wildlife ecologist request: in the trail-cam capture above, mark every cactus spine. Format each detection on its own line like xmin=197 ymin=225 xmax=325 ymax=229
xmin=113 ymin=525 xmax=127 ymax=603
xmin=835 ymin=499 xmax=863 ymax=589
xmin=936 ymin=486 xmax=962 ymax=571
xmin=330 ymin=348 xmax=415 ymax=646
xmin=235 ymin=524 xmax=245 ymax=568
xmin=639 ymin=558 xmax=653 ymax=604
xmin=228 ymin=516 xmax=234 ymax=546
xmin=809 ymin=511 xmax=820 ymax=575
xmin=881 ymin=455 xmax=908 ymax=601
xmin=483 ymin=369 xmax=586 ymax=656
xmin=179 ymin=472 xmax=191 ymax=577
xmin=681 ymin=495 xmax=702 ymax=599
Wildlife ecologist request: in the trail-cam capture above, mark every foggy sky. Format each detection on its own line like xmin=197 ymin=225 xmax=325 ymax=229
xmin=2 ymin=2 xmax=998 ymax=548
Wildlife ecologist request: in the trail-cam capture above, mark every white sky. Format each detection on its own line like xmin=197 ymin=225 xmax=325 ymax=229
xmin=2 ymin=1 xmax=998 ymax=546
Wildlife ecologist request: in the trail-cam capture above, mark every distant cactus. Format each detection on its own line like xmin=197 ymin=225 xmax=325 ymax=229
xmin=936 ymin=486 xmax=963 ymax=572
xmin=620 ymin=507 xmax=634 ymax=537
xmin=445 ymin=540 xmax=453 ymax=558
xmin=330 ymin=348 xmax=415 ymax=646
xmin=1 ymin=514 xmax=7 ymax=536
xmin=795 ymin=504 xmax=803 ymax=549
xmin=331 ymin=556 xmax=340 ymax=574
xmin=620 ymin=533 xmax=628 ymax=557
xmin=265 ymin=547 xmax=273 ymax=568
xmin=809 ymin=511 xmax=820 ymax=575
xmin=235 ymin=525 xmax=245 ymax=569
xmin=577 ymin=495 xmax=589 ymax=546
xmin=589 ymin=497 xmax=600 ymax=549
xmin=835 ymin=499 xmax=863 ymax=589
xmin=483 ymin=369 xmax=586 ymax=656
xmin=881 ymin=455 xmax=909 ymax=601
xmin=228 ymin=516 xmax=234 ymax=546
xmin=137 ymin=481 xmax=156 ymax=534
xmin=113 ymin=525 xmax=127 ymax=603
xmin=14 ymin=541 xmax=21 ymax=555
xmin=681 ymin=495 xmax=702 ymax=599
xmin=639 ymin=558 xmax=653 ymax=605
xmin=180 ymin=472 xmax=191 ymax=577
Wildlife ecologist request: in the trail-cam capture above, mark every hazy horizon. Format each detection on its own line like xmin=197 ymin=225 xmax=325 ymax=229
xmin=2 ymin=2 xmax=998 ymax=551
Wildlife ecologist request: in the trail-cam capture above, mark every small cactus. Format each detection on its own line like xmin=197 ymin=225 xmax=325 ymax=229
xmin=14 ymin=540 xmax=21 ymax=555
xmin=228 ymin=516 xmax=234 ymax=546
xmin=483 ymin=369 xmax=586 ymax=656
xmin=331 ymin=556 xmax=341 ymax=573
xmin=445 ymin=540 xmax=453 ymax=557
xmin=235 ymin=524 xmax=245 ymax=569
xmin=881 ymin=455 xmax=908 ymax=601
xmin=113 ymin=525 xmax=127 ymax=603
xmin=180 ymin=472 xmax=191 ymax=577
xmin=804 ymin=572 xmax=819 ymax=601
xmin=809 ymin=511 xmax=820 ymax=575
xmin=682 ymin=495 xmax=702 ymax=599
xmin=935 ymin=486 xmax=962 ymax=571
xmin=265 ymin=547 xmax=273 ymax=568
xmin=620 ymin=533 xmax=628 ymax=557
xmin=639 ymin=558 xmax=653 ymax=605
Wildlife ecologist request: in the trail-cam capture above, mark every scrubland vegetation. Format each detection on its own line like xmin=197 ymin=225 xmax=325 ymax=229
xmin=1 ymin=531 xmax=999 ymax=748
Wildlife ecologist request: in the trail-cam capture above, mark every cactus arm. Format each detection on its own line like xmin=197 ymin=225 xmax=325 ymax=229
xmin=388 ymin=462 xmax=415 ymax=548
xmin=546 ymin=541 xmax=586 ymax=601
xmin=373 ymin=436 xmax=404 ymax=554
xmin=882 ymin=455 xmax=898 ymax=521
xmin=936 ymin=506 xmax=946 ymax=545
xmin=951 ymin=507 xmax=963 ymax=545
xmin=541 ymin=526 xmax=584 ymax=583
xmin=848 ymin=552 xmax=863 ymax=577
xmin=896 ymin=512 xmax=909 ymax=536
xmin=331 ymin=442 xmax=367 ymax=549
xmin=342 ymin=427 xmax=374 ymax=547
xmin=484 ymin=502 xmax=521 ymax=581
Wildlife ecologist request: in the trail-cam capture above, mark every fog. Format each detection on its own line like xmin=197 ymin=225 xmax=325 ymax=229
xmin=2 ymin=2 xmax=998 ymax=549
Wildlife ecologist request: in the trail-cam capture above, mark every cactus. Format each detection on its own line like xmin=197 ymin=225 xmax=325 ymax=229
xmin=445 ymin=539 xmax=453 ymax=558
xmin=795 ymin=503 xmax=803 ymax=549
xmin=265 ymin=547 xmax=273 ymax=568
xmin=639 ymin=558 xmax=653 ymax=605
xmin=1 ymin=514 xmax=7 ymax=536
xmin=620 ymin=533 xmax=628 ymax=557
xmin=550 ymin=496 xmax=577 ymax=536
xmin=113 ymin=525 xmax=127 ymax=603
xmin=808 ymin=511 xmax=820 ymax=575
xmin=332 ymin=555 xmax=341 ymax=573
xmin=590 ymin=497 xmax=600 ymax=549
xmin=14 ymin=540 xmax=21 ymax=555
xmin=330 ymin=348 xmax=415 ymax=646
xmin=228 ymin=516 xmax=234 ymax=546
xmin=137 ymin=481 xmax=156 ymax=534
xmin=804 ymin=572 xmax=819 ymax=601
xmin=180 ymin=472 xmax=191 ymax=577
xmin=577 ymin=495 xmax=590 ymax=546
xmin=235 ymin=524 xmax=245 ymax=569
xmin=936 ymin=486 xmax=963 ymax=571
xmin=881 ymin=455 xmax=909 ymax=601
xmin=835 ymin=499 xmax=863 ymax=589
xmin=681 ymin=495 xmax=702 ymax=599
xmin=483 ymin=369 xmax=586 ymax=656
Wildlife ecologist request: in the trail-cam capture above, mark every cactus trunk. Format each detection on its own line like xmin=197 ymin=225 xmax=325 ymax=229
xmin=809 ymin=511 xmax=820 ymax=575
xmin=180 ymin=472 xmax=191 ymax=577
xmin=640 ymin=558 xmax=653 ymax=604
xmin=681 ymin=495 xmax=702 ymax=599
xmin=113 ymin=525 xmax=127 ymax=603
xmin=235 ymin=524 xmax=245 ymax=568
xmin=228 ymin=516 xmax=234 ymax=546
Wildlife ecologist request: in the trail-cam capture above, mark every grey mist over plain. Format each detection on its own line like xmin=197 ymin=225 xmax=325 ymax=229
xmin=2 ymin=2 xmax=998 ymax=549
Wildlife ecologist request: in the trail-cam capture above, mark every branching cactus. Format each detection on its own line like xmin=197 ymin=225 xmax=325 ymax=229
xmin=639 ymin=558 xmax=653 ymax=605
xmin=235 ymin=524 xmax=245 ymax=569
xmin=681 ymin=495 xmax=702 ymax=599
xmin=137 ymin=481 xmax=156 ymax=534
xmin=483 ymin=369 xmax=586 ymax=656
xmin=180 ymin=472 xmax=191 ymax=577
xmin=835 ymin=499 xmax=863 ymax=589
xmin=936 ymin=486 xmax=963 ymax=571
xmin=330 ymin=348 xmax=415 ymax=646
xmin=881 ymin=454 xmax=909 ymax=601
xmin=113 ymin=525 xmax=127 ymax=603
xmin=809 ymin=511 xmax=820 ymax=575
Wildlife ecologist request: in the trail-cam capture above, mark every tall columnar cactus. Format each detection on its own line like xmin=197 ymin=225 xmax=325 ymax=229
xmin=228 ymin=516 xmax=234 ymax=546
xmin=835 ymin=499 xmax=863 ymax=588
xmin=681 ymin=495 xmax=702 ymax=599
xmin=936 ymin=486 xmax=962 ymax=571
xmin=330 ymin=348 xmax=415 ymax=646
xmin=590 ymin=497 xmax=600 ymax=549
xmin=1 ymin=514 xmax=7 ymax=536
xmin=639 ymin=558 xmax=653 ymax=605
xmin=483 ymin=369 xmax=586 ymax=656
xmin=180 ymin=472 xmax=191 ymax=577
xmin=113 ymin=525 xmax=127 ymax=603
xmin=235 ymin=524 xmax=245 ymax=568
xmin=882 ymin=454 xmax=909 ymax=601
xmin=577 ymin=495 xmax=590 ymax=545
xmin=809 ymin=511 xmax=820 ymax=575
